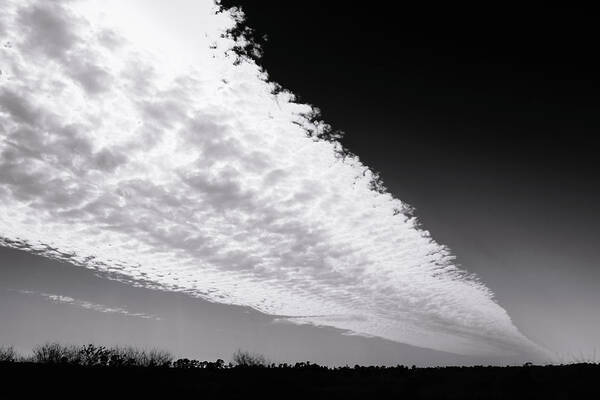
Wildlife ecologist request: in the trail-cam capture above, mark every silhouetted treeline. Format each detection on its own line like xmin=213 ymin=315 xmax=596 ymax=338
xmin=1 ymin=344 xmax=599 ymax=399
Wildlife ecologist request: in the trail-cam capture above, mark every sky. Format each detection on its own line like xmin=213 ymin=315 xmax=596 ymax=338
xmin=221 ymin=2 xmax=600 ymax=361
xmin=0 ymin=1 xmax=597 ymax=365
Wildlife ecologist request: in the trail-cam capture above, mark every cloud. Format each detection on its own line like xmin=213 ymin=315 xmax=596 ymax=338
xmin=0 ymin=0 xmax=545 ymax=357
xmin=17 ymin=2 xmax=78 ymax=61
xmin=15 ymin=290 xmax=160 ymax=320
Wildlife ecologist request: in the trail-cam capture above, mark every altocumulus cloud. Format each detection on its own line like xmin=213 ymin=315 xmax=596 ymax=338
xmin=0 ymin=0 xmax=544 ymax=357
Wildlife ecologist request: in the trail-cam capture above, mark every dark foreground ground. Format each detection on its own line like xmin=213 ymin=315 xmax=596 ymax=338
xmin=1 ymin=363 xmax=599 ymax=399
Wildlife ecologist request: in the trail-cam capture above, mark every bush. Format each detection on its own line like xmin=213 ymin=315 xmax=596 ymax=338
xmin=0 ymin=346 xmax=17 ymax=363
xmin=173 ymin=358 xmax=201 ymax=369
xmin=110 ymin=346 xmax=173 ymax=368
xmin=29 ymin=343 xmax=172 ymax=367
xmin=79 ymin=344 xmax=112 ymax=367
xmin=33 ymin=343 xmax=81 ymax=364
xmin=232 ymin=349 xmax=267 ymax=367
xmin=144 ymin=348 xmax=173 ymax=367
xmin=172 ymin=358 xmax=226 ymax=369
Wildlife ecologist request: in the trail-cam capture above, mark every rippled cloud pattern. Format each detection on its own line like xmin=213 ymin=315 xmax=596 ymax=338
xmin=0 ymin=0 xmax=542 ymax=356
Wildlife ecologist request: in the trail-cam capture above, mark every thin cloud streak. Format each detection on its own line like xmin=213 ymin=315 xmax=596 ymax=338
xmin=15 ymin=290 xmax=161 ymax=320
xmin=0 ymin=0 xmax=545 ymax=358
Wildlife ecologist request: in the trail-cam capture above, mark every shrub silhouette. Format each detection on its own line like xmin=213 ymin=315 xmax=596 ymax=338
xmin=29 ymin=343 xmax=173 ymax=367
xmin=232 ymin=349 xmax=267 ymax=367
xmin=143 ymin=348 xmax=173 ymax=367
xmin=172 ymin=358 xmax=226 ymax=369
xmin=110 ymin=346 xmax=173 ymax=368
xmin=173 ymin=358 xmax=201 ymax=369
xmin=33 ymin=343 xmax=81 ymax=364
xmin=79 ymin=344 xmax=112 ymax=367
xmin=0 ymin=346 xmax=16 ymax=363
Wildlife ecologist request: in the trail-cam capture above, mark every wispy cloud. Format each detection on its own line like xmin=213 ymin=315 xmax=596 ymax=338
xmin=0 ymin=0 xmax=544 ymax=357
xmin=15 ymin=290 xmax=160 ymax=320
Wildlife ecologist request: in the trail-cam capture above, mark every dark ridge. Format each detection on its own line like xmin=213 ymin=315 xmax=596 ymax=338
xmin=1 ymin=343 xmax=599 ymax=399
xmin=1 ymin=361 xmax=598 ymax=399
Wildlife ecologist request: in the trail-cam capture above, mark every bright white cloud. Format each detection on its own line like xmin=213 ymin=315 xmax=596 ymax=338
xmin=16 ymin=290 xmax=160 ymax=320
xmin=0 ymin=0 xmax=545 ymax=357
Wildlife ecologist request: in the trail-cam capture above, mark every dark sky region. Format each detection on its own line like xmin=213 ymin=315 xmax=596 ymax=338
xmin=218 ymin=1 xmax=600 ymax=359
xmin=0 ymin=1 xmax=598 ymax=364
